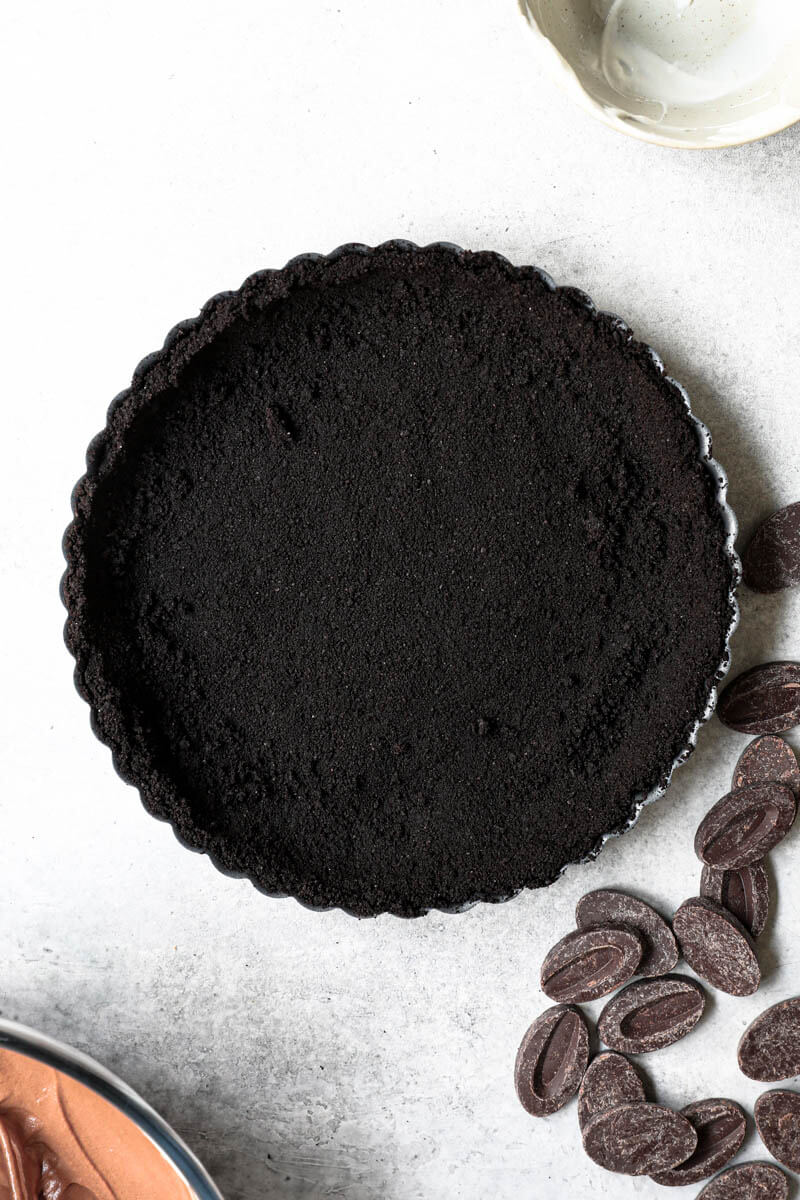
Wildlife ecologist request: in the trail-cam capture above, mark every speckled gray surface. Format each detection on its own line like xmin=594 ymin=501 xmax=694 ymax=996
xmin=2 ymin=2 xmax=800 ymax=1197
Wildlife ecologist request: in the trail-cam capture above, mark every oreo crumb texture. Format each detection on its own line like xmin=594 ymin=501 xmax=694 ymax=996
xmin=63 ymin=245 xmax=734 ymax=915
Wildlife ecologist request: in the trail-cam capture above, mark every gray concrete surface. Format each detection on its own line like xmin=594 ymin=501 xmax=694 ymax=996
xmin=2 ymin=2 xmax=800 ymax=1197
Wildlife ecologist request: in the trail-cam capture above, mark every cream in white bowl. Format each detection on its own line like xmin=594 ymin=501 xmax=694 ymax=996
xmin=520 ymin=0 xmax=800 ymax=147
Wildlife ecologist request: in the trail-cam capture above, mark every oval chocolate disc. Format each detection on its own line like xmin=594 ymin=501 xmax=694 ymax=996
xmin=672 ymin=897 xmax=760 ymax=997
xmin=575 ymin=889 xmax=678 ymax=977
xmin=597 ymin=975 xmax=705 ymax=1054
xmin=754 ymin=1089 xmax=800 ymax=1172
xmin=732 ymin=735 xmax=800 ymax=798
xmin=696 ymin=1162 xmax=789 ymax=1200
xmin=577 ymin=1052 xmax=646 ymax=1129
xmin=739 ymin=998 xmax=800 ymax=1082
xmin=650 ymin=1097 xmax=746 ymax=1186
xmin=717 ymin=662 xmax=800 ymax=735
xmin=694 ymin=783 xmax=796 ymax=870
xmin=582 ymin=1102 xmax=697 ymax=1176
xmin=540 ymin=925 xmax=643 ymax=1005
xmin=700 ymin=861 xmax=770 ymax=939
xmin=514 ymin=1004 xmax=590 ymax=1118
xmin=742 ymin=501 xmax=800 ymax=593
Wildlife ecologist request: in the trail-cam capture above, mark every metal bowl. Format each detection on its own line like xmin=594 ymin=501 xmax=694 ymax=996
xmin=0 ymin=1019 xmax=223 ymax=1199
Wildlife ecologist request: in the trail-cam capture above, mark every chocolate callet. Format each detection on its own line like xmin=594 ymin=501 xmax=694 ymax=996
xmin=597 ymin=975 xmax=705 ymax=1054
xmin=514 ymin=1005 xmax=590 ymax=1118
xmin=754 ymin=1090 xmax=800 ymax=1171
xmin=575 ymin=888 xmax=678 ymax=976
xmin=540 ymin=925 xmax=643 ymax=1004
xmin=650 ymin=1098 xmax=746 ymax=1186
xmin=696 ymin=1162 xmax=788 ymax=1200
xmin=718 ymin=663 xmax=800 ymax=736
xmin=582 ymin=1102 xmax=697 ymax=1176
xmin=742 ymin=502 xmax=800 ymax=593
xmin=739 ymin=998 xmax=800 ymax=1082
xmin=694 ymin=784 xmax=796 ymax=870
xmin=700 ymin=861 xmax=769 ymax=939
xmin=578 ymin=1052 xmax=646 ymax=1128
xmin=732 ymin=736 xmax=800 ymax=798
xmin=672 ymin=898 xmax=760 ymax=997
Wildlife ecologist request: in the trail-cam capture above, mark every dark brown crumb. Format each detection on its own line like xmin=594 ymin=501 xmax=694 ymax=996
xmin=62 ymin=243 xmax=735 ymax=916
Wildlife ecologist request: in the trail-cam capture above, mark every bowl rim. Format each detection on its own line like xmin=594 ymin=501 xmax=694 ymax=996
xmin=518 ymin=0 xmax=800 ymax=150
xmin=0 ymin=1018 xmax=224 ymax=1199
xmin=61 ymin=239 xmax=741 ymax=919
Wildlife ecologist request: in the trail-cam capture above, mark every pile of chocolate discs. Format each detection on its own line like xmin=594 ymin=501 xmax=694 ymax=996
xmin=515 ymin=502 xmax=800 ymax=1198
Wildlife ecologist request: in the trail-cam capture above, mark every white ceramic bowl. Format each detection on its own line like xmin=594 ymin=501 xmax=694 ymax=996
xmin=520 ymin=0 xmax=800 ymax=148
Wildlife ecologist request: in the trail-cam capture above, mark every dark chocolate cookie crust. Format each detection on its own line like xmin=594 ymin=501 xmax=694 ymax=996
xmin=63 ymin=242 xmax=737 ymax=916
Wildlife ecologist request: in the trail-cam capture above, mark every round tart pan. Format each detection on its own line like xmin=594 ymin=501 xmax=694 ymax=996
xmin=62 ymin=242 xmax=740 ymax=917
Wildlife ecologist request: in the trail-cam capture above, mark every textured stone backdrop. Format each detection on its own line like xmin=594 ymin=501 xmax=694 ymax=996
xmin=2 ymin=2 xmax=799 ymax=1196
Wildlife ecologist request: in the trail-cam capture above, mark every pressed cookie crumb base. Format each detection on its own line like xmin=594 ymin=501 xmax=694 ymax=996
xmin=63 ymin=244 xmax=735 ymax=915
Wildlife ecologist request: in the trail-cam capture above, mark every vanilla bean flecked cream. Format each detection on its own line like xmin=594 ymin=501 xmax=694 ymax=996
xmin=597 ymin=0 xmax=796 ymax=112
